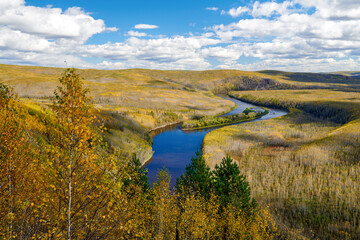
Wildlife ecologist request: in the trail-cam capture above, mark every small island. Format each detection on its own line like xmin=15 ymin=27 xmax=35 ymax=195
xmin=182 ymin=107 xmax=269 ymax=130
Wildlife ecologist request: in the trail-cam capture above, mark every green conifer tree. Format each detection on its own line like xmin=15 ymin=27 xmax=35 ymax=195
xmin=175 ymin=150 xmax=213 ymax=199
xmin=213 ymin=155 xmax=257 ymax=215
xmin=122 ymin=154 xmax=151 ymax=194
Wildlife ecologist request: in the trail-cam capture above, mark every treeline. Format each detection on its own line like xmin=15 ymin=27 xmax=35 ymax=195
xmin=230 ymin=92 xmax=360 ymax=124
xmin=212 ymin=75 xmax=294 ymax=94
xmin=0 ymin=69 xmax=276 ymax=239
xmin=182 ymin=108 xmax=269 ymax=130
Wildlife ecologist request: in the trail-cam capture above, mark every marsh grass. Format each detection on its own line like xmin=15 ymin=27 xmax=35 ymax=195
xmin=204 ymin=92 xmax=360 ymax=239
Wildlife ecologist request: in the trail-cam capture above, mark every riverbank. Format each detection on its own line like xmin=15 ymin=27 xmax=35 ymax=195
xmin=203 ymin=89 xmax=360 ymax=239
xmin=142 ymin=99 xmax=238 ymax=165
xmin=145 ymin=97 xmax=286 ymax=187
xmin=182 ymin=107 xmax=269 ymax=131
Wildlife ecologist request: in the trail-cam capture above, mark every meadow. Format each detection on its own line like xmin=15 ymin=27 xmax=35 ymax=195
xmin=204 ymin=89 xmax=360 ymax=239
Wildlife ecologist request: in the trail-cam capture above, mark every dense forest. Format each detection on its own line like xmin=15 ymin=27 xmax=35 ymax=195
xmin=0 ymin=69 xmax=276 ymax=239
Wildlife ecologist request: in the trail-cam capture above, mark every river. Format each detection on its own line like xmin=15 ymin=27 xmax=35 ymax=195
xmin=144 ymin=97 xmax=287 ymax=187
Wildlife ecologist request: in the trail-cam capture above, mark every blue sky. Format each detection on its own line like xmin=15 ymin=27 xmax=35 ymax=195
xmin=1 ymin=0 xmax=360 ymax=71
xmin=23 ymin=0 xmax=254 ymax=44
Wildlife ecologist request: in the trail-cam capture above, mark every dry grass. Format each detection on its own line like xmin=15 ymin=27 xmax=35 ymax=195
xmin=0 ymin=64 xmax=243 ymax=129
xmin=204 ymin=91 xmax=360 ymax=239
xmin=3 ymin=64 xmax=358 ymax=128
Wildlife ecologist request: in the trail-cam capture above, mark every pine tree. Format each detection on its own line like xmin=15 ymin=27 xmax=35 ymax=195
xmin=213 ymin=155 xmax=257 ymax=215
xmin=119 ymin=154 xmax=153 ymax=239
xmin=122 ymin=154 xmax=151 ymax=194
xmin=175 ymin=150 xmax=212 ymax=199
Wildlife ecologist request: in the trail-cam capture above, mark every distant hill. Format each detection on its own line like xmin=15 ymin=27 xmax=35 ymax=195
xmin=332 ymin=71 xmax=360 ymax=78
xmin=2 ymin=64 xmax=360 ymax=98
xmin=259 ymin=70 xmax=360 ymax=85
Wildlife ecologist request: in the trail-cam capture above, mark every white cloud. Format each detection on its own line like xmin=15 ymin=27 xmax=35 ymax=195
xmin=0 ymin=49 xmax=87 ymax=68
xmin=295 ymin=0 xmax=360 ymax=19
xmin=0 ymin=2 xmax=117 ymax=42
xmin=252 ymin=1 xmax=294 ymax=17
xmin=105 ymin=27 xmax=119 ymax=32
xmin=0 ymin=27 xmax=51 ymax=52
xmin=222 ymin=6 xmax=250 ymax=17
xmin=0 ymin=0 xmax=24 ymax=10
xmin=0 ymin=0 xmax=360 ymax=72
xmin=127 ymin=31 xmax=147 ymax=37
xmin=218 ymin=58 xmax=360 ymax=72
xmin=134 ymin=24 xmax=159 ymax=29
xmin=206 ymin=0 xmax=360 ymax=71
xmin=79 ymin=35 xmax=220 ymax=68
xmin=201 ymin=45 xmax=243 ymax=62
xmin=206 ymin=7 xmax=218 ymax=11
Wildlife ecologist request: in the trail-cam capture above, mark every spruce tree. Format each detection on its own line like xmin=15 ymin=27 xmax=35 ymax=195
xmin=122 ymin=154 xmax=151 ymax=194
xmin=213 ymin=155 xmax=257 ymax=215
xmin=175 ymin=150 xmax=212 ymax=199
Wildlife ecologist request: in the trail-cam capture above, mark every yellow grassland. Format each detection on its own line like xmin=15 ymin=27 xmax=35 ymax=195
xmin=0 ymin=64 xmax=244 ymax=127
xmin=203 ymin=90 xmax=360 ymax=239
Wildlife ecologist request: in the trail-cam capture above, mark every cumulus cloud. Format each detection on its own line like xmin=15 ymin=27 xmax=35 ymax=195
xmin=0 ymin=2 xmax=116 ymax=42
xmin=78 ymin=35 xmax=220 ymax=69
xmin=218 ymin=57 xmax=360 ymax=73
xmin=252 ymin=1 xmax=294 ymax=17
xmin=201 ymin=0 xmax=360 ymax=71
xmin=0 ymin=27 xmax=51 ymax=52
xmin=0 ymin=0 xmax=360 ymax=71
xmin=295 ymin=0 xmax=360 ymax=19
xmin=222 ymin=6 xmax=250 ymax=17
xmin=134 ymin=24 xmax=159 ymax=29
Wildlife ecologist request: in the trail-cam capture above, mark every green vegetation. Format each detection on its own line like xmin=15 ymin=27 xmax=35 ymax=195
xmin=175 ymin=152 xmax=276 ymax=239
xmin=176 ymin=151 xmax=213 ymax=199
xmin=182 ymin=107 xmax=269 ymax=130
xmin=212 ymin=155 xmax=258 ymax=215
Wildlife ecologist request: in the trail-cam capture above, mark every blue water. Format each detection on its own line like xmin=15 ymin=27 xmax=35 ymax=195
xmin=144 ymin=98 xmax=287 ymax=187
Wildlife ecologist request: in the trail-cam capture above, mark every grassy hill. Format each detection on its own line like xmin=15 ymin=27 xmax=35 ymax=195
xmin=2 ymin=63 xmax=359 ymax=161
xmin=333 ymin=71 xmax=360 ymax=78
xmin=259 ymin=70 xmax=360 ymax=86
xmin=2 ymin=64 xmax=360 ymax=126
xmin=3 ymin=64 xmax=360 ymax=99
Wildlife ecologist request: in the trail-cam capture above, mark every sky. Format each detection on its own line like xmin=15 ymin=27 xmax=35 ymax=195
xmin=1 ymin=0 xmax=360 ymax=72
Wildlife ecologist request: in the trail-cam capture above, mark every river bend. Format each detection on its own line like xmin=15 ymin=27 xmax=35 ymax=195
xmin=145 ymin=98 xmax=287 ymax=186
